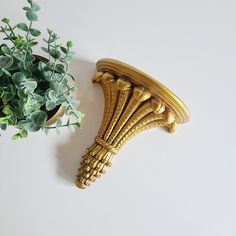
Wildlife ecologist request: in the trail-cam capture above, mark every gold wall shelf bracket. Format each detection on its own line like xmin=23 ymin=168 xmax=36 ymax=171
xmin=76 ymin=58 xmax=190 ymax=189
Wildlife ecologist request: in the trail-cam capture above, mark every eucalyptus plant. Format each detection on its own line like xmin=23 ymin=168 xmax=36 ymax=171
xmin=0 ymin=0 xmax=83 ymax=139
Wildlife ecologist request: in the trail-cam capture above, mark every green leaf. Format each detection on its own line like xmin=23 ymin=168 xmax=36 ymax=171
xmin=12 ymin=129 xmax=28 ymax=140
xmin=12 ymin=72 xmax=27 ymax=87
xmin=57 ymin=95 xmax=67 ymax=103
xmin=0 ymin=117 xmax=9 ymax=123
xmin=12 ymin=133 xmax=21 ymax=140
xmin=14 ymin=36 xmax=25 ymax=48
xmin=43 ymin=71 xmax=53 ymax=81
xmin=23 ymin=7 xmax=31 ymax=11
xmin=49 ymin=49 xmax=61 ymax=59
xmin=1 ymin=45 xmax=11 ymax=55
xmin=6 ymin=116 xmax=16 ymax=125
xmin=31 ymin=4 xmax=41 ymax=12
xmin=38 ymin=61 xmax=50 ymax=72
xmin=24 ymin=121 xmax=41 ymax=132
xmin=17 ymin=61 xmax=25 ymax=69
xmin=55 ymin=64 xmax=65 ymax=73
xmin=44 ymin=127 xmax=50 ymax=135
xmin=74 ymin=121 xmax=81 ymax=128
xmin=29 ymin=41 xmax=38 ymax=46
xmin=0 ymin=56 xmax=13 ymax=68
xmin=0 ymin=87 xmax=4 ymax=97
xmin=53 ymin=73 xmax=63 ymax=81
xmin=43 ymin=38 xmax=49 ymax=43
xmin=63 ymin=54 xmax=75 ymax=63
xmin=15 ymin=120 xmax=26 ymax=129
xmin=27 ymin=0 xmax=33 ymax=5
xmin=24 ymin=79 xmax=37 ymax=90
xmin=31 ymin=110 xmax=47 ymax=126
xmin=24 ymin=110 xmax=47 ymax=132
xmin=2 ymin=68 xmax=12 ymax=77
xmin=26 ymin=95 xmax=36 ymax=105
xmin=60 ymin=78 xmax=68 ymax=84
xmin=12 ymin=73 xmax=37 ymax=95
xmin=56 ymin=117 xmax=62 ymax=127
xmin=10 ymin=98 xmax=18 ymax=107
xmin=67 ymin=41 xmax=73 ymax=48
xmin=47 ymin=38 xmax=56 ymax=43
xmin=4 ymin=91 xmax=15 ymax=101
xmin=32 ymin=93 xmax=45 ymax=106
xmin=70 ymin=86 xmax=78 ymax=93
xmin=17 ymin=89 xmax=27 ymax=98
xmin=1 ymin=18 xmax=10 ymax=24
xmin=41 ymin=47 xmax=49 ymax=53
xmin=13 ymin=52 xmax=24 ymax=61
xmin=23 ymin=102 xmax=37 ymax=115
xmin=47 ymin=28 xmax=53 ymax=34
xmin=23 ymin=85 xmax=37 ymax=95
xmin=26 ymin=11 xmax=38 ymax=21
xmin=13 ymin=107 xmax=23 ymax=119
xmin=65 ymin=106 xmax=73 ymax=116
xmin=17 ymin=23 xmax=28 ymax=31
xmin=46 ymin=100 xmax=57 ymax=111
xmin=72 ymin=99 xmax=80 ymax=108
xmin=48 ymin=90 xmax=58 ymax=101
xmin=74 ymin=110 xmax=83 ymax=119
xmin=3 ymin=106 xmax=13 ymax=116
xmin=29 ymin=28 xmax=41 ymax=36
xmin=49 ymin=80 xmax=60 ymax=91
xmin=60 ymin=46 xmax=68 ymax=54
xmin=8 ymin=83 xmax=16 ymax=93
xmin=0 ymin=123 xmax=7 ymax=130
xmin=68 ymin=51 xmax=76 ymax=56
xmin=20 ymin=129 xmax=28 ymax=138
xmin=3 ymin=84 xmax=16 ymax=101
xmin=25 ymin=54 xmax=35 ymax=63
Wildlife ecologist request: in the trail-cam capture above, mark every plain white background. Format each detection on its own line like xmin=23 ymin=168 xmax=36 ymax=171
xmin=0 ymin=0 xmax=235 ymax=235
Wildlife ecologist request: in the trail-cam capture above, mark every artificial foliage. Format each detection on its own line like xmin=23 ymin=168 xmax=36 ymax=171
xmin=0 ymin=0 xmax=83 ymax=139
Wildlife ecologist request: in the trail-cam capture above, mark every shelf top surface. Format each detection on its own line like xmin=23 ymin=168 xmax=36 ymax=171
xmin=97 ymin=58 xmax=190 ymax=124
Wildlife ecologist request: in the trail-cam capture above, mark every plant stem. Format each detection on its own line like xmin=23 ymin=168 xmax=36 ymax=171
xmin=44 ymin=122 xmax=78 ymax=129
xmin=59 ymin=63 xmax=69 ymax=83
xmin=0 ymin=26 xmax=25 ymax=54
xmin=23 ymin=21 xmax=33 ymax=70
xmin=56 ymin=87 xmax=72 ymax=98
xmin=1 ymin=26 xmax=15 ymax=45
xmin=7 ymin=23 xmax=16 ymax=38
xmin=50 ymin=40 xmax=59 ymax=80
xmin=47 ymin=34 xmax=52 ymax=61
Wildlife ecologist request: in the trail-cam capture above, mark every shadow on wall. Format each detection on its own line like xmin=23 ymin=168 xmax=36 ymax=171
xmin=56 ymin=58 xmax=104 ymax=185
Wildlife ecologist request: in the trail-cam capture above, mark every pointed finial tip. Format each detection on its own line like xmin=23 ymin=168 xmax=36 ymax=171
xmin=75 ymin=179 xmax=86 ymax=189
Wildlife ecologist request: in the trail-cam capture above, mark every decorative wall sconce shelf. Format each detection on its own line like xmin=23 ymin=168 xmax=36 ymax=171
xmin=76 ymin=58 xmax=190 ymax=189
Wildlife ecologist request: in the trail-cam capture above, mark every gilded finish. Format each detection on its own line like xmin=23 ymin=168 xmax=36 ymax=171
xmin=76 ymin=58 xmax=190 ymax=189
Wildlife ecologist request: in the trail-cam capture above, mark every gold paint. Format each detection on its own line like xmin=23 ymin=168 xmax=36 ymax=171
xmin=76 ymin=58 xmax=190 ymax=189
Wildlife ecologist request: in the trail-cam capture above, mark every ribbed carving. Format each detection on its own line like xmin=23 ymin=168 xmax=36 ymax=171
xmin=76 ymin=71 xmax=177 ymax=189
